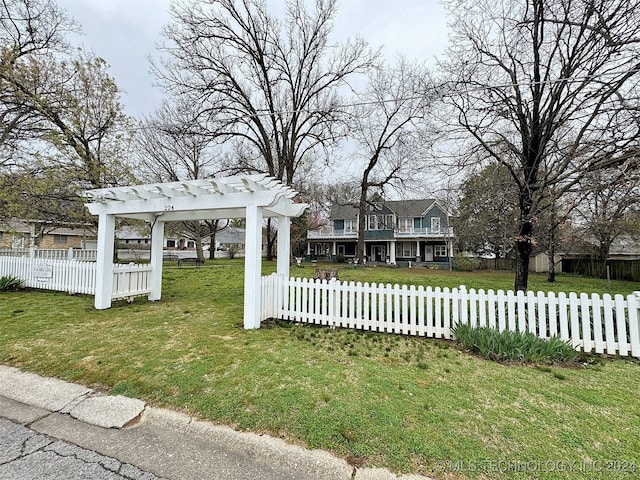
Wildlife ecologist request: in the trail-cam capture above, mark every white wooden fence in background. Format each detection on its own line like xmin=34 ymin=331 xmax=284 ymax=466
xmin=0 ymin=248 xmax=98 ymax=262
xmin=261 ymin=274 xmax=640 ymax=358
xmin=0 ymin=256 xmax=151 ymax=300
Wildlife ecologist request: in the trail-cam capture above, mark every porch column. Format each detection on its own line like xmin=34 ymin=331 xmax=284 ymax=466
xmin=307 ymin=241 xmax=311 ymax=255
xmin=276 ymin=215 xmax=290 ymax=279
xmin=244 ymin=203 xmax=263 ymax=329
xmin=416 ymin=240 xmax=421 ymax=262
xmin=332 ymin=241 xmax=337 ymax=257
xmin=148 ymin=219 xmax=165 ymax=301
xmin=389 ymin=241 xmax=396 ymax=264
xmin=95 ymin=213 xmax=116 ymax=309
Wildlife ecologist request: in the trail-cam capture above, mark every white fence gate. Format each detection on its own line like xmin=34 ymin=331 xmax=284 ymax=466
xmin=261 ymin=274 xmax=640 ymax=358
xmin=0 ymin=256 xmax=151 ymax=300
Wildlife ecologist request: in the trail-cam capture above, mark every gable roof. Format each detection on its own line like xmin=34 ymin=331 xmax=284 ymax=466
xmin=329 ymin=199 xmax=439 ymax=220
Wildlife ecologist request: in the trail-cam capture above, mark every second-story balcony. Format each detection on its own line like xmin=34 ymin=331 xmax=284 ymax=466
xmin=307 ymin=226 xmax=454 ymax=240
xmin=307 ymin=227 xmax=358 ymax=239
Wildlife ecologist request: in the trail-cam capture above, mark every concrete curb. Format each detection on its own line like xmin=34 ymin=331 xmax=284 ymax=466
xmin=0 ymin=365 xmax=433 ymax=480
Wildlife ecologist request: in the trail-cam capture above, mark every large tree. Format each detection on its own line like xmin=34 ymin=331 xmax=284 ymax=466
xmin=137 ymin=100 xmax=227 ymax=260
xmin=441 ymin=0 xmax=640 ymax=290
xmin=0 ymin=0 xmax=77 ymax=167
xmin=156 ymin=0 xmax=377 ymax=184
xmin=154 ymin=0 xmax=378 ymax=260
xmin=1 ymin=0 xmax=134 ymax=228
xmin=0 ymin=51 xmax=135 ymax=225
xmin=454 ymin=163 xmax=519 ymax=261
xmin=350 ymin=59 xmax=434 ymax=264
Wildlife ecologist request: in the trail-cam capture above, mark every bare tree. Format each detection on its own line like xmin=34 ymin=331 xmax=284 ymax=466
xmin=349 ymin=58 xmax=434 ymax=263
xmin=156 ymin=0 xmax=377 ymax=182
xmin=137 ymin=99 xmax=228 ymax=260
xmin=154 ymin=0 xmax=378 ymax=260
xmin=441 ymin=0 xmax=640 ymax=290
xmin=573 ymin=158 xmax=640 ymax=268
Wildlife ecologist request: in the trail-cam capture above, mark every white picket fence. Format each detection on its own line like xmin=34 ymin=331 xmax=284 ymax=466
xmin=0 ymin=248 xmax=98 ymax=262
xmin=261 ymin=274 xmax=640 ymax=358
xmin=0 ymin=256 xmax=151 ymax=300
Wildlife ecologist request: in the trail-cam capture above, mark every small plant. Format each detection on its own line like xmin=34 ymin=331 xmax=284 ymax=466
xmin=452 ymin=254 xmax=480 ymax=272
xmin=0 ymin=275 xmax=23 ymax=292
xmin=452 ymin=324 xmax=579 ymax=364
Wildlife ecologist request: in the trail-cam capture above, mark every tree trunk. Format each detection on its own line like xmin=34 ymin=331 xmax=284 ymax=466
xmin=514 ymin=190 xmax=535 ymax=291
xmin=266 ymin=218 xmax=275 ymax=261
xmin=356 ymin=179 xmax=368 ymax=264
xmin=209 ymin=230 xmax=217 ymax=260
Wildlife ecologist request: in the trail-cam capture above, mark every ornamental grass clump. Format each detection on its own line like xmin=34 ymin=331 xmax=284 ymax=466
xmin=452 ymin=323 xmax=579 ymax=364
xmin=0 ymin=275 xmax=23 ymax=292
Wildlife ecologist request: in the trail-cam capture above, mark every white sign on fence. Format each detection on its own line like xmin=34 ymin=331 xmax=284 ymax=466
xmin=32 ymin=262 xmax=53 ymax=280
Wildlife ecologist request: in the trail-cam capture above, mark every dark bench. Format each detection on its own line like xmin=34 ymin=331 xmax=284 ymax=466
xmin=178 ymin=257 xmax=204 ymax=268
xmin=163 ymin=254 xmax=180 ymax=261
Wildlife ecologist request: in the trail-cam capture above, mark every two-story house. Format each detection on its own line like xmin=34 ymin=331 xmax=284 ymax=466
xmin=306 ymin=197 xmax=454 ymax=266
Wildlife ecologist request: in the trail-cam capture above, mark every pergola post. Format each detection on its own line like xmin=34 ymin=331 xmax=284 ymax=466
xmin=95 ymin=213 xmax=115 ymax=310
xmin=149 ymin=219 xmax=165 ymax=301
xmin=276 ymin=215 xmax=290 ymax=279
xmin=244 ymin=203 xmax=263 ymax=329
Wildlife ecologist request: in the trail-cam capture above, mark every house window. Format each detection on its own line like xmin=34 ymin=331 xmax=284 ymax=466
xmin=434 ymin=245 xmax=448 ymax=257
xmin=187 ymin=241 xmax=195 ymax=248
xmin=431 ymin=217 xmax=441 ymax=233
xmin=334 ymin=219 xmax=345 ymax=231
xmin=398 ymin=241 xmax=416 ymax=257
xmin=166 ymin=239 xmax=176 ymax=248
xmin=367 ymin=214 xmax=393 ymax=230
xmin=345 ymin=220 xmax=355 ymax=232
xmin=398 ymin=218 xmax=413 ymax=232
xmin=54 ymin=235 xmax=68 ymax=245
xmin=414 ymin=217 xmax=421 ymax=229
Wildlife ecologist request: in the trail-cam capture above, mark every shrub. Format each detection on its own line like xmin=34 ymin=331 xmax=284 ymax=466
xmin=452 ymin=255 xmax=479 ymax=272
xmin=452 ymin=324 xmax=579 ymax=364
xmin=0 ymin=275 xmax=24 ymax=292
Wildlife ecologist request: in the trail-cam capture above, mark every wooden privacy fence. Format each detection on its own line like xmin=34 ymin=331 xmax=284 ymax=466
xmin=0 ymin=256 xmax=151 ymax=300
xmin=261 ymin=274 xmax=640 ymax=358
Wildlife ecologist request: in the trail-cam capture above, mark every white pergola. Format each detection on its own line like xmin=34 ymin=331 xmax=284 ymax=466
xmin=84 ymin=174 xmax=308 ymax=329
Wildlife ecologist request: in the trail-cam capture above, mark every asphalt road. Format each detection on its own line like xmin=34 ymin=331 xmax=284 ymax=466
xmin=0 ymin=417 xmax=164 ymax=480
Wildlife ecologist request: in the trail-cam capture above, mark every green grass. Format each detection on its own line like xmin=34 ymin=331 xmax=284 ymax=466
xmin=1 ymin=260 xmax=639 ymax=479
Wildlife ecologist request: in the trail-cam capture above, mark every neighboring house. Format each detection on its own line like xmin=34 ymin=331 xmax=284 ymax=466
xmin=0 ymin=220 xmax=94 ymax=250
xmin=307 ymin=197 xmax=454 ymax=266
xmin=213 ymin=226 xmax=246 ymax=253
xmin=116 ymin=225 xmax=252 ymax=253
xmin=117 ymin=226 xmax=196 ymax=250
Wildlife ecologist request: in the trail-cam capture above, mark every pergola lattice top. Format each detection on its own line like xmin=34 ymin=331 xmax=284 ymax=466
xmin=85 ymin=174 xmax=306 ymax=222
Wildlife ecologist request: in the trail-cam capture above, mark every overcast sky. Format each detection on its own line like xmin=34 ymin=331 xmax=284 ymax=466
xmin=57 ymin=0 xmax=450 ymax=118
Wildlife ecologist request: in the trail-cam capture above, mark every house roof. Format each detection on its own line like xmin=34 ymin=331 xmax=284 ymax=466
xmin=216 ymin=226 xmax=245 ymax=243
xmin=329 ymin=199 xmax=438 ymax=220
xmin=116 ymin=226 xmax=150 ymax=240
xmin=0 ymin=219 xmax=94 ymax=237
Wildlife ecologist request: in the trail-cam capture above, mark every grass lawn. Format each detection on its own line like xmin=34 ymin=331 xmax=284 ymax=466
xmin=1 ymin=261 xmax=639 ymax=479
